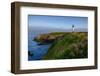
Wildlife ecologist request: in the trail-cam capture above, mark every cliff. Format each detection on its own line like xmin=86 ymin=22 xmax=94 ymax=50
xmin=34 ymin=32 xmax=66 ymax=45
xmin=34 ymin=32 xmax=88 ymax=59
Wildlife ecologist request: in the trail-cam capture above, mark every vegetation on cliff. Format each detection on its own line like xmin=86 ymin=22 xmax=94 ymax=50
xmin=34 ymin=32 xmax=88 ymax=59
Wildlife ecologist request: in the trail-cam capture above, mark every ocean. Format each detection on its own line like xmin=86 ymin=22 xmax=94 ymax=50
xmin=28 ymin=32 xmax=51 ymax=60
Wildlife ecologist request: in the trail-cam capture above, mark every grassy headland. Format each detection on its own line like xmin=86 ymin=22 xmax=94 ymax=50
xmin=34 ymin=32 xmax=88 ymax=59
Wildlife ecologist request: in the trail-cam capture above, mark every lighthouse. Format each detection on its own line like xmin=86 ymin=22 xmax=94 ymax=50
xmin=72 ymin=25 xmax=75 ymax=32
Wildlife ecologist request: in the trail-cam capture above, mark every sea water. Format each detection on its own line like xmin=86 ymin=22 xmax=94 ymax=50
xmin=28 ymin=32 xmax=51 ymax=61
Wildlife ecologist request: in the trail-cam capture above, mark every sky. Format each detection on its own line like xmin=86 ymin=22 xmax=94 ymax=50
xmin=28 ymin=15 xmax=88 ymax=29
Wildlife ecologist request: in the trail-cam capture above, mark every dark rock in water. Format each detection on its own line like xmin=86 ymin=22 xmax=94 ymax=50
xmin=28 ymin=51 xmax=34 ymax=56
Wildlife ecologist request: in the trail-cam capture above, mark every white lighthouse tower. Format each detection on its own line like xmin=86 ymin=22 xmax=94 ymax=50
xmin=72 ymin=25 xmax=75 ymax=32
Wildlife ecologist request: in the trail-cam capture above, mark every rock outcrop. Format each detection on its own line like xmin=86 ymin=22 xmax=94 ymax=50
xmin=34 ymin=32 xmax=65 ymax=45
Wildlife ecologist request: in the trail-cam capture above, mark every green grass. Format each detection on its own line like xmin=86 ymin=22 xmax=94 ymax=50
xmin=42 ymin=32 xmax=88 ymax=60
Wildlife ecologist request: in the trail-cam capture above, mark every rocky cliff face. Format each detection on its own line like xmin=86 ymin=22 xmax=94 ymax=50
xmin=34 ymin=32 xmax=65 ymax=45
